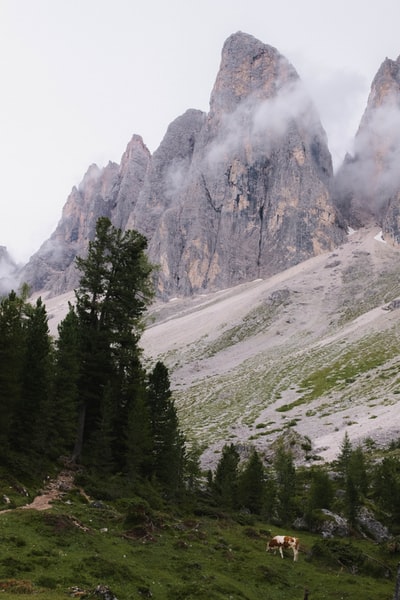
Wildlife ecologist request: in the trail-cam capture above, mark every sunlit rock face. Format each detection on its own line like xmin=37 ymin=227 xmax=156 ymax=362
xmin=333 ymin=55 xmax=400 ymax=240
xmin=22 ymin=32 xmax=346 ymax=299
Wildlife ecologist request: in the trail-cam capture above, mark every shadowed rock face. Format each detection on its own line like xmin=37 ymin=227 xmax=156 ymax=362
xmin=21 ymin=32 xmax=346 ymax=299
xmin=141 ymin=32 xmax=345 ymax=298
xmin=333 ymin=55 xmax=400 ymax=238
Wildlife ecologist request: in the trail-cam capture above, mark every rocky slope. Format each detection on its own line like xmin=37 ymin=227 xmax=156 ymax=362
xmin=141 ymin=225 xmax=400 ymax=468
xmin=20 ymin=32 xmax=346 ymax=299
xmin=43 ymin=225 xmax=400 ymax=469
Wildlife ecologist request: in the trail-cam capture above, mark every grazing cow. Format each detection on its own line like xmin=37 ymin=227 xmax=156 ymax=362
xmin=266 ymin=535 xmax=300 ymax=561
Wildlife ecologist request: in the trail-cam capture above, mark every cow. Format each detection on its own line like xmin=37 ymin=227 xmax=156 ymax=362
xmin=266 ymin=535 xmax=300 ymax=561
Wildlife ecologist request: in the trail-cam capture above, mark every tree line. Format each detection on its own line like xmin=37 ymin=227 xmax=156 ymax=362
xmin=206 ymin=433 xmax=400 ymax=534
xmin=0 ymin=218 xmax=186 ymax=499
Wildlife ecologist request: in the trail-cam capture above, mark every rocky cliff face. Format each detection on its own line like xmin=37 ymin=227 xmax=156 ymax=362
xmin=21 ymin=136 xmax=151 ymax=295
xmin=334 ymin=55 xmax=400 ymax=240
xmin=21 ymin=32 xmax=347 ymax=299
xmin=140 ymin=32 xmax=345 ymax=297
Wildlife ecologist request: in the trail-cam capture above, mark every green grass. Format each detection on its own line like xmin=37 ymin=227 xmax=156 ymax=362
xmin=297 ymin=331 xmax=400 ymax=403
xmin=0 ymin=497 xmax=399 ymax=600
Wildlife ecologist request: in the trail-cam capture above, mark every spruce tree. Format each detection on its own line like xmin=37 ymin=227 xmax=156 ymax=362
xmin=213 ymin=443 xmax=240 ymax=510
xmin=273 ymin=443 xmax=296 ymax=524
xmin=50 ymin=305 xmax=81 ymax=458
xmin=306 ymin=467 xmax=334 ymax=527
xmin=237 ymin=449 xmax=266 ymax=514
xmin=147 ymin=361 xmax=186 ymax=497
xmin=0 ymin=291 xmax=25 ymax=459
xmin=72 ymin=217 xmax=154 ymax=463
xmin=18 ymin=297 xmax=53 ymax=456
xmin=337 ymin=431 xmax=352 ymax=479
xmin=347 ymin=445 xmax=368 ymax=497
xmin=373 ymin=456 xmax=400 ymax=525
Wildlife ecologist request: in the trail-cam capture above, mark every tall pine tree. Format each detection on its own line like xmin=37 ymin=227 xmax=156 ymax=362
xmin=0 ymin=291 xmax=26 ymax=461
xmin=147 ymin=361 xmax=186 ymax=497
xmin=213 ymin=443 xmax=240 ymax=510
xmin=72 ymin=217 xmax=154 ymax=463
xmin=237 ymin=449 xmax=266 ymax=514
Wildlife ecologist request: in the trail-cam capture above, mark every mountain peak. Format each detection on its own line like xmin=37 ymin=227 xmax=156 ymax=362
xmin=209 ymin=32 xmax=297 ymax=118
xmin=20 ymin=32 xmax=347 ymax=298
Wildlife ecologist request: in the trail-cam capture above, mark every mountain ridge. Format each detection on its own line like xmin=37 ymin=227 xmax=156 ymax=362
xmin=19 ymin=31 xmax=346 ymax=299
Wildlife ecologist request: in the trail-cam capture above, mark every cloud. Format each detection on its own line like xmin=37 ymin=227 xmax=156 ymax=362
xmin=205 ymin=77 xmax=319 ymax=168
xmin=164 ymin=159 xmax=191 ymax=202
xmin=333 ymin=93 xmax=400 ymax=223
xmin=300 ymin=67 xmax=368 ymax=170
xmin=355 ymin=99 xmax=400 ymax=194
xmin=0 ymin=248 xmax=19 ymax=295
xmin=251 ymin=79 xmax=317 ymax=141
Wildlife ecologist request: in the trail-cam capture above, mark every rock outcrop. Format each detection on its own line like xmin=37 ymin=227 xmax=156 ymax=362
xmin=21 ymin=32 xmax=347 ymax=299
xmin=334 ymin=55 xmax=400 ymax=238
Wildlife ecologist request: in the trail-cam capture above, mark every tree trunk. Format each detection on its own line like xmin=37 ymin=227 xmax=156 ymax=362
xmin=71 ymin=402 xmax=86 ymax=461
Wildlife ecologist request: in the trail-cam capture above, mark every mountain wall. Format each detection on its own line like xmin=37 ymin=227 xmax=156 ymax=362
xmin=23 ymin=32 xmax=397 ymax=299
xmin=334 ymin=55 xmax=400 ymax=242
xmin=133 ymin=32 xmax=345 ymax=298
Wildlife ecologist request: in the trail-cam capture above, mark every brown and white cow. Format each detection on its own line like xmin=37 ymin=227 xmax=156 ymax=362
xmin=266 ymin=535 xmax=300 ymax=561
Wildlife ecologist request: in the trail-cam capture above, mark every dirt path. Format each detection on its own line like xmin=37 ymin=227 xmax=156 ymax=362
xmin=1 ymin=470 xmax=76 ymax=514
xmin=23 ymin=470 xmax=76 ymax=511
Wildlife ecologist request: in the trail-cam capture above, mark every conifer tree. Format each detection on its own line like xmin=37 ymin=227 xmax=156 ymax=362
xmin=0 ymin=291 xmax=26 ymax=458
xmin=347 ymin=445 xmax=368 ymax=497
xmin=50 ymin=305 xmax=81 ymax=457
xmin=125 ymin=392 xmax=152 ymax=479
xmin=306 ymin=468 xmax=334 ymax=525
xmin=273 ymin=443 xmax=296 ymax=524
xmin=213 ymin=443 xmax=240 ymax=510
xmin=372 ymin=456 xmax=400 ymax=524
xmin=147 ymin=361 xmax=186 ymax=496
xmin=18 ymin=297 xmax=53 ymax=456
xmin=237 ymin=449 xmax=266 ymax=514
xmin=72 ymin=217 xmax=154 ymax=462
xmin=337 ymin=431 xmax=352 ymax=479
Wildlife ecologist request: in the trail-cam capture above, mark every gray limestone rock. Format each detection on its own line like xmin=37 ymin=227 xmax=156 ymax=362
xmin=21 ymin=136 xmax=150 ymax=296
xmin=334 ymin=54 xmax=400 ymax=235
xmin=145 ymin=32 xmax=345 ymax=298
xmin=20 ymin=32 xmax=347 ymax=300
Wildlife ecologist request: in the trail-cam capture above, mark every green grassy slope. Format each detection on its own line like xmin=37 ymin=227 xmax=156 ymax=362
xmin=0 ymin=493 xmax=398 ymax=600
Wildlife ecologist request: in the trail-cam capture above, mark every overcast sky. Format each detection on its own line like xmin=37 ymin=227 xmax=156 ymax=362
xmin=1 ymin=0 xmax=399 ymax=263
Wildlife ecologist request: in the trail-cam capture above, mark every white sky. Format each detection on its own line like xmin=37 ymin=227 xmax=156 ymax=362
xmin=1 ymin=0 xmax=399 ymax=263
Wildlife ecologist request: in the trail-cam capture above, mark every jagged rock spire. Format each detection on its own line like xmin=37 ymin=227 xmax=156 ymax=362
xmin=333 ymin=54 xmax=400 ymax=236
xmin=21 ymin=32 xmax=346 ymax=299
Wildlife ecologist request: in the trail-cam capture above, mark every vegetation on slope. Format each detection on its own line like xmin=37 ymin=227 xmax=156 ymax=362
xmin=2 ymin=222 xmax=400 ymax=598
